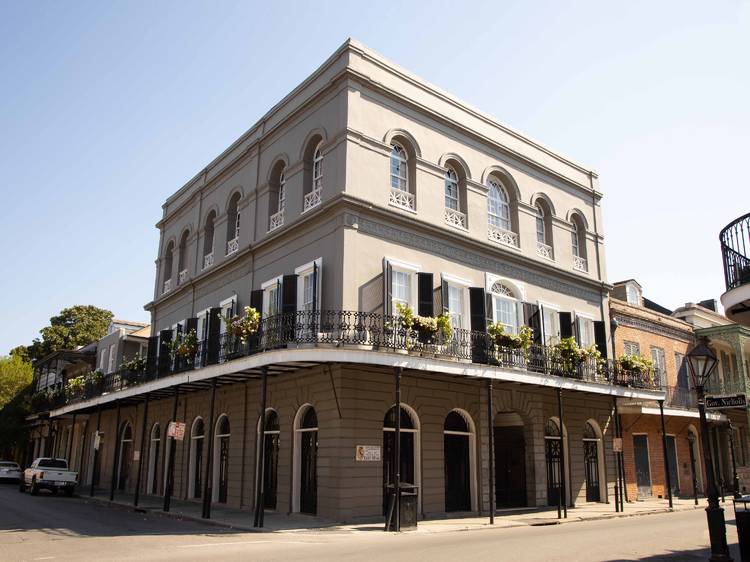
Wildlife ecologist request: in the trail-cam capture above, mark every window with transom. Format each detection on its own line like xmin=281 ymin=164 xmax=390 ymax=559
xmin=488 ymin=180 xmax=511 ymax=231
xmin=312 ymin=144 xmax=323 ymax=192
xmin=536 ymin=205 xmax=546 ymax=244
xmin=445 ymin=167 xmax=459 ymax=211
xmin=390 ymin=144 xmax=408 ymax=192
xmin=491 ymin=281 xmax=519 ymax=334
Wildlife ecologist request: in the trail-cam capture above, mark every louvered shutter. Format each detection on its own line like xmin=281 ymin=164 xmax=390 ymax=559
xmin=593 ymin=321 xmax=608 ymax=359
xmin=206 ymin=307 xmax=222 ymax=365
xmin=146 ymin=335 xmax=159 ymax=377
xmin=417 ymin=273 xmax=434 ymax=317
xmin=250 ymin=290 xmax=263 ymax=314
xmin=469 ymin=287 xmax=488 ymax=364
xmin=158 ymin=329 xmax=173 ymax=376
xmin=186 ymin=317 xmax=198 ymax=336
xmin=312 ymin=261 xmax=320 ymax=313
xmin=559 ymin=312 xmax=573 ymax=339
xmin=441 ymin=276 xmax=449 ymax=314
xmin=523 ymin=302 xmax=542 ymax=344
xmin=282 ymin=274 xmax=298 ymax=314
xmin=383 ymin=260 xmax=393 ymax=315
xmin=574 ymin=316 xmax=582 ymax=345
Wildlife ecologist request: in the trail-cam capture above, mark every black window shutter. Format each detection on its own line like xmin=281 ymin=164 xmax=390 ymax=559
xmin=146 ymin=335 xmax=159 ymax=376
xmin=469 ymin=288 xmax=487 ymax=332
xmin=441 ymin=276 xmax=449 ymax=314
xmin=417 ymin=273 xmax=434 ymax=317
xmin=158 ymin=329 xmax=173 ymax=376
xmin=559 ymin=312 xmax=573 ymax=339
xmin=250 ymin=290 xmax=263 ymax=314
xmin=485 ymin=292 xmax=493 ymax=328
xmin=523 ymin=302 xmax=542 ymax=344
xmin=574 ymin=316 xmax=581 ymax=345
xmin=282 ymin=274 xmax=298 ymax=314
xmin=312 ymin=262 xmax=319 ymax=313
xmin=207 ymin=307 xmax=222 ymax=365
xmin=594 ymin=321 xmax=608 ymax=359
xmin=384 ymin=260 xmax=393 ymax=316
xmin=186 ymin=317 xmax=198 ymax=335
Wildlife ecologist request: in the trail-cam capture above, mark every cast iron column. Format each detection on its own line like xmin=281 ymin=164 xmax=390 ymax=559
xmin=88 ymin=404 xmax=101 ymax=497
xmin=253 ymin=367 xmax=268 ymax=528
xmin=134 ymin=393 xmax=149 ymax=507
xmin=557 ymin=387 xmax=567 ymax=518
xmin=727 ymin=420 xmax=741 ymax=499
xmin=615 ymin=398 xmax=626 ymax=510
xmin=688 ymin=433 xmax=699 ymax=505
xmin=109 ymin=400 xmax=121 ymax=501
xmin=78 ymin=418 xmax=89 ymax=475
xmin=163 ymin=385 xmax=180 ymax=512
xmin=659 ymin=400 xmax=674 ymax=508
xmin=66 ymin=413 xmax=76 ymax=462
xmin=487 ymin=378 xmax=495 ymax=524
xmin=611 ymin=397 xmax=620 ymax=512
xmin=697 ymin=385 xmax=732 ymax=562
xmin=202 ymin=379 xmax=218 ymax=518
xmin=394 ymin=366 xmax=402 ymax=532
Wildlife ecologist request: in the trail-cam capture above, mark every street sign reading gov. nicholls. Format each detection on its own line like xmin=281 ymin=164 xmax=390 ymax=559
xmin=705 ymin=394 xmax=747 ymax=409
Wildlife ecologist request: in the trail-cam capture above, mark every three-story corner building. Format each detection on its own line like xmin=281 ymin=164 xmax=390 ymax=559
xmin=720 ymin=212 xmax=750 ymax=328
xmin=47 ymin=40 xmax=664 ymax=524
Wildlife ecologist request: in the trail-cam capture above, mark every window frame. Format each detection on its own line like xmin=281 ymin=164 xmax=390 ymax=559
xmin=444 ymin=167 xmax=459 ymax=211
xmin=261 ymin=276 xmax=283 ymax=318
xmin=575 ymin=312 xmax=595 ymax=348
xmin=389 ymin=143 xmax=409 ymax=192
xmin=295 ymin=258 xmax=322 ymax=313
xmin=623 ymin=341 xmax=641 ymax=357
xmin=487 ymin=179 xmax=511 ymax=231
xmin=387 ymin=258 xmax=419 ymax=313
xmin=218 ymin=297 xmax=236 ymax=334
xmin=312 ymin=142 xmax=323 ymax=192
xmin=538 ymin=301 xmax=561 ymax=346
xmin=442 ymin=273 xmax=471 ymax=331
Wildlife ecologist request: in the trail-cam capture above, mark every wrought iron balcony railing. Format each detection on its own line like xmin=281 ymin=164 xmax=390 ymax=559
xmin=720 ymin=211 xmax=750 ymax=291
xmin=59 ymin=311 xmax=663 ymax=407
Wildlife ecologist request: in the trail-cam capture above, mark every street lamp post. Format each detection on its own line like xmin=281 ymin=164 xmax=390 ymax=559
xmin=687 ymin=337 xmax=732 ymax=562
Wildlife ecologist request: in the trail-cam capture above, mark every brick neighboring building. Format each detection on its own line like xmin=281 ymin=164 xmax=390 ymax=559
xmin=610 ymin=280 xmax=739 ymax=501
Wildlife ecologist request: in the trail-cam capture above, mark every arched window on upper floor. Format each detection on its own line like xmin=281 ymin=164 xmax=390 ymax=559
xmin=388 ymin=139 xmax=416 ymax=212
xmin=202 ymin=210 xmax=216 ymax=270
xmin=489 ymin=281 xmax=521 ymax=334
xmin=443 ymin=160 xmax=468 ymax=230
xmin=162 ymin=241 xmax=174 ymax=294
xmin=303 ymin=137 xmax=324 ymax=213
xmin=177 ymin=230 xmax=189 ymax=285
xmin=570 ymin=214 xmax=588 ymax=273
xmin=534 ymin=199 xmax=554 ymax=261
xmin=225 ymin=193 xmax=241 ymax=256
xmin=269 ymin=161 xmax=286 ymax=232
xmin=487 ymin=176 xmax=518 ymax=248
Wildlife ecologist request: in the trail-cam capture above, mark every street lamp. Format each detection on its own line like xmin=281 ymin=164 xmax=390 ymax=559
xmin=687 ymin=337 xmax=732 ymax=562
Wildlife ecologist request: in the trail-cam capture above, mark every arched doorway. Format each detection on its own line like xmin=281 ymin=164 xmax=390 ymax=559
xmin=443 ymin=410 xmax=475 ymax=512
xmin=260 ymin=409 xmax=280 ymax=509
xmin=147 ymin=423 xmax=160 ymax=495
xmin=494 ymin=412 xmax=527 ymax=508
xmin=382 ymin=405 xmax=421 ymax=515
xmin=688 ymin=425 xmax=703 ymax=495
xmin=213 ymin=415 xmax=230 ymax=503
xmin=293 ymin=405 xmax=318 ymax=514
xmin=189 ymin=418 xmax=205 ymax=499
xmin=583 ymin=421 xmax=602 ymax=502
xmin=545 ymin=418 xmax=563 ymax=506
xmin=117 ymin=423 xmax=133 ymax=491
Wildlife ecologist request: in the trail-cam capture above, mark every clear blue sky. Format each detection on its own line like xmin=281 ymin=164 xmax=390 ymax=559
xmin=1 ymin=0 xmax=748 ymax=354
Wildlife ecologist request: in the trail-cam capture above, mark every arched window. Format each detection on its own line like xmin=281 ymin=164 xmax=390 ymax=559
xmin=117 ymin=422 xmax=133 ymax=492
xmin=570 ymin=214 xmax=588 ymax=272
xmin=443 ymin=410 xmax=476 ymax=512
xmin=269 ymin=162 xmax=286 ymax=231
xmin=162 ymin=241 xmax=174 ymax=293
xmin=177 ymin=230 xmax=189 ymax=284
xmin=487 ymin=180 xmax=510 ymax=230
xmin=491 ymin=281 xmax=519 ymax=334
xmin=213 ymin=415 xmax=230 ymax=503
xmin=390 ymin=144 xmax=408 ymax=192
xmin=445 ymin=167 xmax=459 ymax=211
xmin=226 ymin=193 xmax=240 ymax=255
xmin=259 ymin=409 xmax=280 ymax=509
xmin=545 ymin=418 xmax=568 ymax=507
xmin=382 ymin=405 xmax=421 ymax=514
xmin=535 ymin=200 xmax=553 ymax=260
xmin=293 ymin=405 xmax=319 ymax=514
xmin=202 ymin=210 xmax=215 ymax=269
xmin=582 ymin=421 xmax=603 ymax=502
xmin=303 ymin=136 xmax=324 ymax=212
xmin=189 ymin=418 xmax=205 ymax=499
xmin=147 ymin=423 xmax=160 ymax=495
xmin=536 ymin=205 xmax=546 ymax=244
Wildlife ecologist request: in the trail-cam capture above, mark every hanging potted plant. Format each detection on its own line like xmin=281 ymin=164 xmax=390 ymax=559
xmin=220 ymin=306 xmax=261 ymax=342
xmin=487 ymin=323 xmax=533 ymax=351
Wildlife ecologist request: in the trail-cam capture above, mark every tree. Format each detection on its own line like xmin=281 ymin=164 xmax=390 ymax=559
xmin=24 ymin=305 xmax=113 ymax=362
xmin=0 ymin=355 xmax=32 ymax=410
xmin=9 ymin=345 xmax=30 ymax=363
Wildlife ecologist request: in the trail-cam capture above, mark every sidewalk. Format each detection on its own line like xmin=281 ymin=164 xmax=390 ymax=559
xmin=84 ymin=490 xmax=707 ymax=534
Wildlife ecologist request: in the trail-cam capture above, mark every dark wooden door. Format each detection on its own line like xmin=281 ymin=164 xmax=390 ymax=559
xmin=633 ymin=435 xmax=652 ymax=499
xmin=494 ymin=427 xmax=527 ymax=508
xmin=584 ymin=440 xmax=600 ymax=502
xmin=545 ymin=437 xmax=562 ymax=506
xmin=263 ymin=433 xmax=279 ymax=509
xmin=300 ymin=430 xmax=318 ymax=514
xmin=118 ymin=441 xmax=131 ymax=490
xmin=93 ymin=437 xmax=103 ymax=487
xmin=666 ymin=435 xmax=680 ymax=496
xmin=193 ymin=439 xmax=203 ymax=499
xmin=218 ymin=436 xmax=229 ymax=503
xmin=150 ymin=440 xmax=160 ymax=494
xmin=382 ymin=431 xmax=415 ymax=514
xmin=444 ymin=433 xmax=470 ymax=512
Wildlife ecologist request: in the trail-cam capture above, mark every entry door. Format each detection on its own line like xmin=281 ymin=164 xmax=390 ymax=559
xmin=494 ymin=427 xmax=527 ymax=508
xmin=382 ymin=431 xmax=416 ymax=514
xmin=545 ymin=437 xmax=562 ymax=506
xmin=118 ymin=441 xmax=132 ymax=490
xmin=218 ymin=436 xmax=229 ymax=503
xmin=633 ymin=435 xmax=652 ymax=499
xmin=300 ymin=430 xmax=318 ymax=514
xmin=93 ymin=437 xmax=103 ymax=487
xmin=444 ymin=434 xmax=470 ymax=512
xmin=150 ymin=440 xmax=160 ymax=494
xmin=665 ymin=436 xmax=680 ymax=496
xmin=263 ymin=433 xmax=279 ymax=509
xmin=584 ymin=441 xmax=600 ymax=502
xmin=193 ymin=439 xmax=203 ymax=499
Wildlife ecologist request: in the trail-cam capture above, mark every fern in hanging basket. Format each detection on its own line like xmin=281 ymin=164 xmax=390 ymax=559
xmin=220 ymin=307 xmax=261 ymax=342
xmin=169 ymin=329 xmax=199 ymax=358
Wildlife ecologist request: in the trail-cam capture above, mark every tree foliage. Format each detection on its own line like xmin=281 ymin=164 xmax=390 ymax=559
xmin=19 ymin=305 xmax=113 ymax=362
xmin=0 ymin=355 xmax=33 ymax=410
xmin=0 ymin=356 xmax=33 ymax=459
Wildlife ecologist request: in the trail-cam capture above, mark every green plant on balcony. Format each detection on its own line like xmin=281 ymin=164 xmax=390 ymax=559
xmin=551 ymin=337 xmax=605 ymax=376
xmin=617 ymin=354 xmax=653 ymax=379
xmin=487 ymin=323 xmax=534 ymax=351
xmin=66 ymin=375 xmax=86 ymax=396
xmin=395 ymin=303 xmax=453 ymax=343
xmin=30 ymin=387 xmax=64 ymax=411
xmin=168 ymin=329 xmax=198 ymax=359
xmin=220 ymin=307 xmax=261 ymax=342
xmin=121 ymin=353 xmax=146 ymax=374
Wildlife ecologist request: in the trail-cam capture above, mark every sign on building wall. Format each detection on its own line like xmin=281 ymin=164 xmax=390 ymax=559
xmin=705 ymin=394 xmax=747 ymax=409
xmin=93 ymin=432 xmax=101 ymax=451
xmin=167 ymin=421 xmax=186 ymax=441
xmin=612 ymin=437 xmax=623 ymax=453
xmin=355 ymin=445 xmax=381 ymax=462
xmin=133 ymin=450 xmax=140 ymax=462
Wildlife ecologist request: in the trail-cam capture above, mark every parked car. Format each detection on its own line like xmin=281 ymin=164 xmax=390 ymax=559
xmin=0 ymin=461 xmax=22 ymax=483
xmin=20 ymin=458 xmax=77 ymax=496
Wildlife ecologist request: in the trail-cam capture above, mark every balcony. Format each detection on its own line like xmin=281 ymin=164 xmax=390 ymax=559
xmin=389 ymin=187 xmax=415 ymax=212
xmin=573 ymin=255 xmax=588 ymax=272
xmin=536 ymin=241 xmax=553 ymax=260
xmin=163 ymin=278 xmax=172 ymax=294
xmin=203 ymin=252 xmax=214 ymax=270
xmin=269 ymin=209 xmax=284 ymax=231
xmin=58 ymin=311 xmax=662 ymax=408
xmin=488 ymin=225 xmax=519 ymax=248
xmin=720 ymin=212 xmax=750 ymax=327
xmin=705 ymin=377 xmax=746 ymax=397
xmin=444 ymin=208 xmax=467 ymax=229
xmin=226 ymin=237 xmax=239 ymax=256
xmin=303 ymin=188 xmax=321 ymax=213
xmin=178 ymin=269 xmax=188 ymax=285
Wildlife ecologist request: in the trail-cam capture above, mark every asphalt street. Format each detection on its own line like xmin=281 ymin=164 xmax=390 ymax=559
xmin=0 ymin=483 xmax=742 ymax=561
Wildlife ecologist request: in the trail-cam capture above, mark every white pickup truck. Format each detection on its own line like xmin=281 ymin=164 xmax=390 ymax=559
xmin=20 ymin=458 xmax=78 ymax=496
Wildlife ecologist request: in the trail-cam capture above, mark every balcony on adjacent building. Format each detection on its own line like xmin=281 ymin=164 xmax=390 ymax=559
xmin=203 ymin=252 xmax=214 ymax=270
xmin=226 ymin=237 xmax=239 ymax=256
xmin=388 ymin=187 xmax=415 ymax=212
xmin=163 ymin=278 xmax=172 ymax=294
xmin=178 ymin=269 xmax=188 ymax=285
xmin=488 ymin=225 xmax=519 ymax=248
xmin=536 ymin=241 xmax=553 ymax=261
xmin=720 ymin=212 xmax=750 ymax=327
xmin=303 ymin=188 xmax=321 ymax=213
xmin=269 ymin=209 xmax=285 ymax=231
xmin=444 ymin=208 xmax=467 ymax=229
xmin=573 ymin=255 xmax=588 ymax=273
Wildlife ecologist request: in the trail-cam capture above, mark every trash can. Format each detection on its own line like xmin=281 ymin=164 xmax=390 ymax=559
xmin=734 ymin=496 xmax=750 ymax=561
xmin=385 ymin=483 xmax=419 ymax=531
